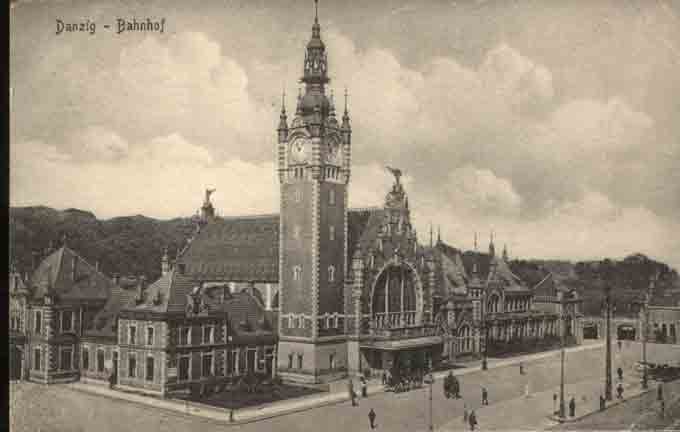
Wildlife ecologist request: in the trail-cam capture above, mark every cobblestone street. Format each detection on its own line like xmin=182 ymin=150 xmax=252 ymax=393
xmin=12 ymin=342 xmax=669 ymax=432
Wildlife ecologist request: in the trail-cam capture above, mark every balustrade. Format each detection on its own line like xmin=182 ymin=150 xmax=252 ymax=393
xmin=372 ymin=311 xmax=417 ymax=329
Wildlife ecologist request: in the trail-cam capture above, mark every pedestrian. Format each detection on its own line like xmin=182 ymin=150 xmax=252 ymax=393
xmin=348 ymin=378 xmax=357 ymax=406
xmin=599 ymin=394 xmax=605 ymax=411
xmin=481 ymin=387 xmax=489 ymax=405
xmin=617 ymin=366 xmax=623 ymax=381
xmin=519 ymin=362 xmax=524 ymax=375
xmin=361 ymin=376 xmax=368 ymax=398
xmin=463 ymin=403 xmax=468 ymax=423
xmin=381 ymin=371 xmax=387 ymax=386
xmin=469 ymin=410 xmax=477 ymax=431
xmin=660 ymin=399 xmax=665 ymax=419
xmin=616 ymin=382 xmax=624 ymax=400
xmin=569 ymin=397 xmax=576 ymax=417
xmin=657 ymin=383 xmax=664 ymax=401
xmin=108 ymin=370 xmax=115 ymax=389
xmin=617 ymin=340 xmax=622 ymax=351
xmin=229 ymin=409 xmax=235 ymax=423
xmin=368 ymin=408 xmax=376 ymax=429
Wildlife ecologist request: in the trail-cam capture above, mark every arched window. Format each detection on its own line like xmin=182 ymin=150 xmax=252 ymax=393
xmin=328 ymin=265 xmax=336 ymax=282
xmin=293 ymin=265 xmax=302 ymax=281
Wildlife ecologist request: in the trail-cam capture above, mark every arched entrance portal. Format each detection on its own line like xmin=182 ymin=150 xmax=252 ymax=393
xmin=371 ymin=264 xmax=420 ymax=328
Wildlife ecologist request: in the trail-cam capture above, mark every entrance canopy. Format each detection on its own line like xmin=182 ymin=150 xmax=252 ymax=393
xmin=361 ymin=335 xmax=443 ymax=351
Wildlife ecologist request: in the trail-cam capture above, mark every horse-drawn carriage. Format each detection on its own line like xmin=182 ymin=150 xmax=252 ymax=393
xmin=384 ymin=368 xmax=424 ymax=393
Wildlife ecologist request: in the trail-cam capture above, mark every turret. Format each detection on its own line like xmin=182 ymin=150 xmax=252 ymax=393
xmin=489 ymin=231 xmax=495 ymax=258
xmin=277 ymin=90 xmax=288 ymax=143
xmin=161 ymin=247 xmax=170 ymax=276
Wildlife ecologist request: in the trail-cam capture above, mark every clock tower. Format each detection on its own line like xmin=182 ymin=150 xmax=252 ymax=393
xmin=276 ymin=0 xmax=352 ymax=383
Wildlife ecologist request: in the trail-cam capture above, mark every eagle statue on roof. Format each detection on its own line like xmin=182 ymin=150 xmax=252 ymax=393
xmin=385 ymin=166 xmax=402 ymax=185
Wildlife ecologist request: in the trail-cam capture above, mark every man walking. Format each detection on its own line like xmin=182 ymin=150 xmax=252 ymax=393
xmin=657 ymin=383 xmax=664 ymax=401
xmin=463 ymin=403 xmax=468 ymax=424
xmin=361 ymin=376 xmax=368 ymax=398
xmin=368 ymin=408 xmax=376 ymax=429
xmin=616 ymin=382 xmax=624 ymax=399
xmin=481 ymin=387 xmax=489 ymax=405
xmin=469 ymin=410 xmax=478 ymax=431
xmin=348 ymin=378 xmax=357 ymax=406
xmin=569 ymin=396 xmax=576 ymax=417
xmin=617 ymin=366 xmax=623 ymax=381
xmin=519 ymin=362 xmax=524 ymax=375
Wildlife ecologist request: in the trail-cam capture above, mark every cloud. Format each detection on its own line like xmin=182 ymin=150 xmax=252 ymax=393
xmin=70 ymin=126 xmax=130 ymax=161
xmin=445 ymin=166 xmax=522 ymax=219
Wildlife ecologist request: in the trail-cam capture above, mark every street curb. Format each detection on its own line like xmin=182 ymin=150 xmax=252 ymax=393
xmin=65 ymin=342 xmax=605 ymax=426
xmin=546 ymin=388 xmax=653 ymax=427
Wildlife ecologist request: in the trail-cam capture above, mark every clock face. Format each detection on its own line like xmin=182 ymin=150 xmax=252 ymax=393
xmin=325 ymin=137 xmax=341 ymax=165
xmin=290 ymin=137 xmax=309 ymax=163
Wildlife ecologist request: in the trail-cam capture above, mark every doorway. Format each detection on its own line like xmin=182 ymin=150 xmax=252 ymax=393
xmin=10 ymin=346 xmax=23 ymax=380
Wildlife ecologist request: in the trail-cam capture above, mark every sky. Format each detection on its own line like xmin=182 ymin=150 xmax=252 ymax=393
xmin=9 ymin=0 xmax=680 ymax=269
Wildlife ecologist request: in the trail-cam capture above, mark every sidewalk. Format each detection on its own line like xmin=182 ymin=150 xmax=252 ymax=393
xmin=439 ymin=374 xmax=648 ymax=431
xmin=68 ymin=341 xmax=604 ymax=426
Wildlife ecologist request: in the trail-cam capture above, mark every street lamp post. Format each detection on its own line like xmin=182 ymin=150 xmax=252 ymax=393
xmin=558 ymin=292 xmax=566 ymax=420
xmin=642 ymin=275 xmax=654 ymax=389
xmin=604 ymin=285 xmax=613 ymax=401
xmin=424 ymin=362 xmax=434 ymax=432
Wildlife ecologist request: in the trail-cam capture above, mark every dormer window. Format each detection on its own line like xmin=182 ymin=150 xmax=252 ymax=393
xmin=293 ymin=265 xmax=302 ymax=281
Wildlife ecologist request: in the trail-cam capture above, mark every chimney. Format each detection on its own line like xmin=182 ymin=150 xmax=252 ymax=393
xmin=136 ymin=275 xmax=147 ymax=304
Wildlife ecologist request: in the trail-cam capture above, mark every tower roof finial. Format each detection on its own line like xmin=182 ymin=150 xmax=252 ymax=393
xmin=315 ymin=0 xmax=319 ymax=24
xmin=344 ymin=87 xmax=349 ymax=114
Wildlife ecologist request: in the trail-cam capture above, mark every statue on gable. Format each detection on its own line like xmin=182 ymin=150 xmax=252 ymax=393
xmin=204 ymin=188 xmax=216 ymax=204
xmin=384 ymin=166 xmax=406 ymax=208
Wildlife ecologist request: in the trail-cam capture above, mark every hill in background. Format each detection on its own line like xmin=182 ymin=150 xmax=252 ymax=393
xmin=10 ymin=206 xmax=680 ymax=316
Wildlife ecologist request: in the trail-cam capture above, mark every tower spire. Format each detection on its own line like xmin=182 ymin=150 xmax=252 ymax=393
xmin=474 ymin=231 xmax=478 ymax=251
xmin=489 ymin=230 xmax=495 ymax=258
xmin=437 ymin=225 xmax=441 ymax=244
xmin=429 ymin=222 xmax=434 ymax=248
xmin=329 ymin=88 xmax=336 ymax=117
xmin=314 ymin=0 xmax=319 ymax=24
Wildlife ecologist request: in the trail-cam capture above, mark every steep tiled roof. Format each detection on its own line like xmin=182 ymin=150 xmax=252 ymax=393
xmin=124 ymin=270 xmax=276 ymax=339
xmin=179 ymin=215 xmax=280 ymax=282
xmin=85 ymin=284 xmax=137 ymax=338
xmin=29 ymin=246 xmax=113 ymax=302
xmin=434 ymin=242 xmax=468 ymax=297
xmin=123 ymin=269 xmax=197 ymax=314
xmin=176 ymin=208 xmax=386 ymax=283
xmin=347 ymin=208 xmax=385 ymax=260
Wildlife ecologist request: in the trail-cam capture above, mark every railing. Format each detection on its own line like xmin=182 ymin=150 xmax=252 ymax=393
xmin=371 ymin=325 xmax=438 ymax=340
xmin=373 ymin=311 xmax=417 ymax=329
